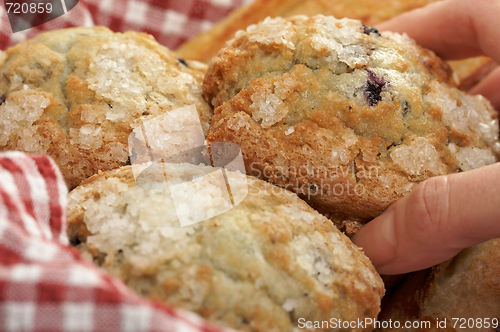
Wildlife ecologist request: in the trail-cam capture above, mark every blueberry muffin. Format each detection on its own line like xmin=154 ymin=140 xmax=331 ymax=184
xmin=0 ymin=27 xmax=211 ymax=189
xmin=176 ymin=0 xmax=440 ymax=63
xmin=67 ymin=163 xmax=384 ymax=332
xmin=204 ymin=15 xmax=500 ymax=233
xmin=176 ymin=0 xmax=497 ymax=94
xmin=377 ymin=238 xmax=500 ymax=331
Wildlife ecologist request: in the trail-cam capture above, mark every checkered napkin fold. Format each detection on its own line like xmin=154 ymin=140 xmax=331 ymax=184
xmin=0 ymin=0 xmax=244 ymax=50
xmin=1 ymin=1 xmax=244 ymax=329
xmin=0 ymin=152 xmax=235 ymax=332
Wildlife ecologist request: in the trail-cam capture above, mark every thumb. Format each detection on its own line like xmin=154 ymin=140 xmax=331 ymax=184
xmin=352 ymin=162 xmax=500 ymax=275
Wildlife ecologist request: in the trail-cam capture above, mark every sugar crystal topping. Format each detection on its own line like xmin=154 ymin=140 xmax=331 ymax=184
xmin=226 ymin=15 xmax=500 ymax=169
xmin=242 ymin=17 xmax=297 ymax=50
xmin=68 ymin=164 xmax=382 ymax=306
xmin=308 ymin=16 xmax=370 ymax=68
xmin=425 ymin=82 xmax=499 ymax=149
xmin=0 ymin=88 xmax=51 ymax=146
xmin=86 ymin=41 xmax=200 ymax=124
xmin=87 ymin=42 xmax=159 ymax=102
xmin=390 ymin=137 xmax=447 ymax=177
xmin=69 ymin=125 xmax=103 ymax=150
xmin=448 ymin=143 xmax=496 ymax=171
xmin=250 ymin=75 xmax=301 ymax=128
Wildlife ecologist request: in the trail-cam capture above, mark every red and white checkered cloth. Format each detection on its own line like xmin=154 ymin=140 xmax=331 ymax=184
xmin=0 ymin=0 xmax=246 ymax=50
xmin=0 ymin=152 xmax=237 ymax=332
xmin=0 ymin=1 xmax=248 ymax=330
xmin=0 ymin=1 xmax=249 ymax=330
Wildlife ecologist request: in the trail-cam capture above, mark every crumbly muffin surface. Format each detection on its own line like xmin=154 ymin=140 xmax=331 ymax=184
xmin=204 ymin=16 xmax=500 ymax=232
xmin=67 ymin=163 xmax=384 ymax=332
xmin=0 ymin=27 xmax=211 ymax=189
xmin=378 ymin=238 xmax=500 ymax=331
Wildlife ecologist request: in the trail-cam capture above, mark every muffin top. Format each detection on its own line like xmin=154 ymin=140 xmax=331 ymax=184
xmin=204 ymin=15 xmax=500 ymax=232
xmin=0 ymin=27 xmax=211 ymax=189
xmin=67 ymin=163 xmax=384 ymax=332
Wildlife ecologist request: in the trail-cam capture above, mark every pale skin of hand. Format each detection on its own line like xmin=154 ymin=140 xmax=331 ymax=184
xmin=351 ymin=0 xmax=500 ymax=275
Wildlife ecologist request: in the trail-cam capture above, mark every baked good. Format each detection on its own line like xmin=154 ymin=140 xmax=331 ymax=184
xmin=377 ymin=238 xmax=500 ymax=331
xmin=67 ymin=162 xmax=384 ymax=332
xmin=449 ymin=56 xmax=498 ymax=91
xmin=175 ymin=0 xmax=493 ymax=91
xmin=204 ymin=15 xmax=500 ymax=233
xmin=176 ymin=0 xmax=440 ymax=63
xmin=0 ymin=27 xmax=211 ymax=189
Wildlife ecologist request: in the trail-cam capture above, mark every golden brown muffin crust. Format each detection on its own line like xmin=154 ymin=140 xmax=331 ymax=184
xmin=0 ymin=27 xmax=211 ymax=189
xmin=68 ymin=163 xmax=385 ymax=332
xmin=204 ymin=16 xmax=500 ymax=232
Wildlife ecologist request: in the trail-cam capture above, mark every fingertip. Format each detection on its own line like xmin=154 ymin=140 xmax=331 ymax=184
xmin=374 ymin=18 xmax=399 ymax=33
xmin=352 ymin=209 xmax=398 ymax=271
xmin=374 ymin=0 xmax=490 ymax=61
xmin=353 ymin=179 xmax=455 ymax=275
xmin=374 ymin=6 xmax=426 ymax=33
xmin=356 ymin=166 xmax=500 ymax=275
xmin=374 ymin=2 xmax=436 ymax=32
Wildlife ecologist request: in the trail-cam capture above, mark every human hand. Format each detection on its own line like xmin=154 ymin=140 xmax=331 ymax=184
xmin=351 ymin=0 xmax=500 ymax=275
xmin=376 ymin=0 xmax=500 ymax=110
